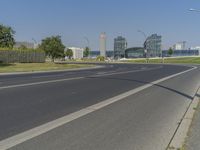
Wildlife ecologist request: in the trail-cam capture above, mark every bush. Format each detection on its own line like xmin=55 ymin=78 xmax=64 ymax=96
xmin=96 ymin=56 xmax=105 ymax=61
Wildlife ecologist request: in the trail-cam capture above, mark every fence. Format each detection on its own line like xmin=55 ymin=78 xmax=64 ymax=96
xmin=0 ymin=50 xmax=45 ymax=63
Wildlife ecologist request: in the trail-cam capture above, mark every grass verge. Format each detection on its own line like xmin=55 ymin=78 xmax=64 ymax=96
xmin=125 ymin=57 xmax=200 ymax=64
xmin=0 ymin=62 xmax=94 ymax=73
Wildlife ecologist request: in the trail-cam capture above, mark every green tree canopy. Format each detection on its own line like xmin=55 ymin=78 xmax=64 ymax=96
xmin=65 ymin=49 xmax=73 ymax=59
xmin=168 ymin=47 xmax=173 ymax=56
xmin=0 ymin=24 xmax=15 ymax=48
xmin=39 ymin=36 xmax=65 ymax=62
xmin=83 ymin=46 xmax=90 ymax=57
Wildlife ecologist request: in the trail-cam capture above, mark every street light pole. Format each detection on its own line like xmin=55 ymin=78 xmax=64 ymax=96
xmin=138 ymin=30 xmax=148 ymax=63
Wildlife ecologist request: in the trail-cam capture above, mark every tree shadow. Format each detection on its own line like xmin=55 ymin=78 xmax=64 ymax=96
xmin=87 ymin=76 xmax=194 ymax=100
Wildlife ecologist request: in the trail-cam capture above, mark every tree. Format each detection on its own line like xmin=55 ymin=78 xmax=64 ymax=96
xmin=168 ymin=47 xmax=173 ymax=56
xmin=65 ymin=49 xmax=73 ymax=59
xmin=83 ymin=47 xmax=90 ymax=57
xmin=39 ymin=36 xmax=65 ymax=62
xmin=0 ymin=24 xmax=15 ymax=48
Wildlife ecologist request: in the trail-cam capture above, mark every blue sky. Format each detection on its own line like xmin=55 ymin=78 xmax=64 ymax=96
xmin=0 ymin=0 xmax=200 ymax=50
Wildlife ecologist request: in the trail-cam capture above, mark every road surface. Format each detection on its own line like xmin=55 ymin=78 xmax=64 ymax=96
xmin=0 ymin=63 xmax=199 ymax=150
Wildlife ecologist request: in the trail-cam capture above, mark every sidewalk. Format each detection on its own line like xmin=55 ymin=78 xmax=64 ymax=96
xmin=185 ymin=95 xmax=200 ymax=150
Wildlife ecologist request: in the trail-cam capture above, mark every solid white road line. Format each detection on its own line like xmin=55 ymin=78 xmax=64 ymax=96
xmin=91 ymin=65 xmax=163 ymax=77
xmin=0 ymin=66 xmax=197 ymax=150
xmin=31 ymin=74 xmax=65 ymax=79
xmin=0 ymin=66 xmax=163 ymax=90
xmin=0 ymin=77 xmax=85 ymax=90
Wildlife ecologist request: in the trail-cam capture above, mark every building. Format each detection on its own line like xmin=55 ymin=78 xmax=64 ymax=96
xmin=99 ymin=32 xmax=106 ymax=57
xmin=125 ymin=47 xmax=144 ymax=58
xmin=144 ymin=34 xmax=162 ymax=57
xmin=66 ymin=47 xmax=84 ymax=59
xmin=162 ymin=49 xmax=199 ymax=57
xmin=90 ymin=51 xmax=114 ymax=58
xmin=173 ymin=41 xmax=186 ymax=50
xmin=14 ymin=41 xmax=34 ymax=49
xmin=190 ymin=46 xmax=200 ymax=56
xmin=114 ymin=36 xmax=127 ymax=59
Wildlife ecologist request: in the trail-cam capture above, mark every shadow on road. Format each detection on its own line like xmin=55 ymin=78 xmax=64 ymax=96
xmin=87 ymin=76 xmax=194 ymax=100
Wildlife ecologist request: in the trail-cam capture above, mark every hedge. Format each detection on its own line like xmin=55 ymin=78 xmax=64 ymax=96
xmin=0 ymin=49 xmax=45 ymax=63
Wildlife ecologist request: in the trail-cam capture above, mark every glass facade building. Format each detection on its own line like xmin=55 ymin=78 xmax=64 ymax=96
xmin=145 ymin=34 xmax=162 ymax=57
xmin=125 ymin=47 xmax=144 ymax=58
xmin=114 ymin=36 xmax=127 ymax=59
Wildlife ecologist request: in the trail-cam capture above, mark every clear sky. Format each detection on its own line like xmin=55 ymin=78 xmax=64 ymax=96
xmin=0 ymin=0 xmax=200 ymax=50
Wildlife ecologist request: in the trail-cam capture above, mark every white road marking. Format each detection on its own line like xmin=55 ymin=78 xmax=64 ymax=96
xmin=96 ymin=72 xmax=107 ymax=75
xmin=0 ymin=66 xmax=197 ymax=150
xmin=31 ymin=74 xmax=65 ymax=79
xmin=91 ymin=66 xmax=163 ymax=77
xmin=0 ymin=66 xmax=162 ymax=90
xmin=0 ymin=77 xmax=84 ymax=90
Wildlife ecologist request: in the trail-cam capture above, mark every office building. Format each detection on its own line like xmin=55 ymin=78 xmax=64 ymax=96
xmin=125 ymin=47 xmax=144 ymax=58
xmin=90 ymin=51 xmax=114 ymax=58
xmin=114 ymin=36 xmax=127 ymax=59
xmin=173 ymin=41 xmax=186 ymax=50
xmin=162 ymin=50 xmax=199 ymax=57
xmin=99 ymin=32 xmax=106 ymax=57
xmin=190 ymin=46 xmax=200 ymax=56
xmin=145 ymin=34 xmax=162 ymax=57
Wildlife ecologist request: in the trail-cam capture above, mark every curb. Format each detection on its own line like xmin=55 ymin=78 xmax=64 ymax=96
xmin=168 ymin=87 xmax=200 ymax=149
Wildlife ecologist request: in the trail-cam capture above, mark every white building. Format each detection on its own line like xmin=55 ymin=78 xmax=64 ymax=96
xmin=65 ymin=47 xmax=84 ymax=59
xmin=99 ymin=32 xmax=106 ymax=57
xmin=173 ymin=41 xmax=186 ymax=50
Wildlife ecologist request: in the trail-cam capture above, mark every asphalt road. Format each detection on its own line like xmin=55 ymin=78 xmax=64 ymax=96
xmin=0 ymin=63 xmax=199 ymax=150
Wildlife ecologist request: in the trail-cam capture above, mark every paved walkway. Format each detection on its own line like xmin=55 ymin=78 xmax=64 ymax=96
xmin=185 ymin=98 xmax=200 ymax=150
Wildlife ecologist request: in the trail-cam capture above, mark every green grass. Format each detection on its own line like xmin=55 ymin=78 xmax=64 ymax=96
xmin=126 ymin=57 xmax=200 ymax=64
xmin=0 ymin=62 xmax=93 ymax=73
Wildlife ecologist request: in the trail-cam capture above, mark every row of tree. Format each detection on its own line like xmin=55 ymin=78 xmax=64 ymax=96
xmin=0 ymin=24 xmax=90 ymax=62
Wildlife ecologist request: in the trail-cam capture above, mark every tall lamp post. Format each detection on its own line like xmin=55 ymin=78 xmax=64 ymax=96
xmin=138 ymin=30 xmax=148 ymax=63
